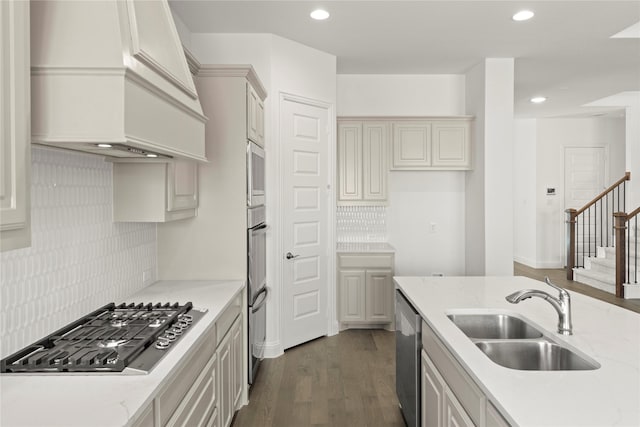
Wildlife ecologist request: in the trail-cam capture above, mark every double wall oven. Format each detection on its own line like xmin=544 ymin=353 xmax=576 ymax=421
xmin=247 ymin=141 xmax=267 ymax=384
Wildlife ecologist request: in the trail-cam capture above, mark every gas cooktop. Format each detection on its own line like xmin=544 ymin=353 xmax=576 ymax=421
xmin=0 ymin=302 xmax=206 ymax=374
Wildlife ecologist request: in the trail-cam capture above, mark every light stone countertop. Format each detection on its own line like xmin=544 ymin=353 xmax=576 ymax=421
xmin=0 ymin=280 xmax=244 ymax=427
xmin=394 ymin=276 xmax=640 ymax=427
xmin=336 ymin=242 xmax=395 ymax=253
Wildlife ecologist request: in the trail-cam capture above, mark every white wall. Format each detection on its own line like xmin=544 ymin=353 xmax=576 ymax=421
xmin=189 ymin=33 xmax=337 ymax=357
xmin=337 ymin=74 xmax=467 ymax=276
xmin=626 ymin=105 xmax=640 ymax=209
xmin=513 ymin=119 xmax=537 ymax=267
xmin=532 ymin=117 xmax=626 ymax=268
xmin=337 ymin=74 xmax=465 ymax=116
xmin=464 ymin=62 xmax=486 ymax=275
xmin=464 ymin=59 xmax=515 ymax=276
xmin=0 ymin=147 xmax=156 ymax=358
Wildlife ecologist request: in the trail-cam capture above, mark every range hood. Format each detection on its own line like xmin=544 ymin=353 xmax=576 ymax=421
xmin=30 ymin=0 xmax=207 ymax=161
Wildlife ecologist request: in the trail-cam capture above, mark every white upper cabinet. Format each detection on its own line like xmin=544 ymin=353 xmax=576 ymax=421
xmin=337 ymin=120 xmax=388 ymax=205
xmin=431 ymin=121 xmax=471 ymax=169
xmin=112 ymin=159 xmax=198 ymax=222
xmin=392 ymin=122 xmax=432 ymax=169
xmin=1 ymin=0 xmax=31 ymax=251
xmin=30 ymin=0 xmax=207 ymax=161
xmin=247 ymin=83 xmax=265 ymax=147
xmin=390 ymin=118 xmax=472 ymax=170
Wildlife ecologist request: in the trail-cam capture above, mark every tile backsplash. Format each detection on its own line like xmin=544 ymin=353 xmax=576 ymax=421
xmin=336 ymin=206 xmax=387 ymax=242
xmin=0 ymin=146 xmax=157 ymax=358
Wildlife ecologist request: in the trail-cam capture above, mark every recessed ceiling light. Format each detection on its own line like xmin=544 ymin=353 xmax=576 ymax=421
xmin=530 ymin=96 xmax=547 ymax=104
xmin=146 ymin=153 xmax=158 ymax=158
xmin=513 ymin=10 xmax=534 ymax=21
xmin=310 ymin=9 xmax=330 ymax=20
xmin=96 ymin=143 xmax=112 ymax=148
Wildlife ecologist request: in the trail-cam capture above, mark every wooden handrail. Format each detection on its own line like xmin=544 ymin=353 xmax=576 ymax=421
xmin=575 ymin=172 xmax=630 ymax=215
xmin=627 ymin=206 xmax=640 ymax=220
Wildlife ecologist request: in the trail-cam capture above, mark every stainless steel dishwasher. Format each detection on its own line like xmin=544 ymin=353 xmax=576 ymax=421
xmin=396 ymin=289 xmax=421 ymax=427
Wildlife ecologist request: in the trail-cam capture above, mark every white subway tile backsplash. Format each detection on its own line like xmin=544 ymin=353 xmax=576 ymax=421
xmin=0 ymin=146 xmax=157 ymax=359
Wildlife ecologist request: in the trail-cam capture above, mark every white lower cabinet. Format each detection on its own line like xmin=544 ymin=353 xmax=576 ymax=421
xmin=337 ymin=253 xmax=395 ymax=327
xmin=422 ymin=321 xmax=511 ymax=427
xmin=132 ymin=297 xmax=244 ymax=427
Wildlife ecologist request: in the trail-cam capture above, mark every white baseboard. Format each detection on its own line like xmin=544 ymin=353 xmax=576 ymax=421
xmin=513 ymin=256 xmax=563 ymax=269
xmin=263 ymin=340 xmax=284 ymax=359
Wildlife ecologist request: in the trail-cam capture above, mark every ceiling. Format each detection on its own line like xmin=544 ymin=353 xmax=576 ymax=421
xmin=169 ymin=1 xmax=640 ymax=118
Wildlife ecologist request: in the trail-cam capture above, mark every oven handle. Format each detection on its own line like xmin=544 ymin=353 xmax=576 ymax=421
xmin=251 ymin=287 xmax=269 ymax=313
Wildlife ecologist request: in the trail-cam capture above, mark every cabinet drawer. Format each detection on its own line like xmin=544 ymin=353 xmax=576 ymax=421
xmin=158 ymin=329 xmax=216 ymax=425
xmin=422 ymin=320 xmax=485 ymax=426
xmin=216 ymin=295 xmax=242 ymax=346
xmin=338 ymin=254 xmax=394 ymax=269
xmin=166 ymin=354 xmax=217 ymax=427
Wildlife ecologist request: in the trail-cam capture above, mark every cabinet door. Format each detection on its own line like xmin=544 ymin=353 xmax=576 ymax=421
xmin=247 ymin=83 xmax=262 ymax=146
xmin=391 ymin=122 xmax=431 ymax=169
xmin=167 ymin=159 xmax=198 ymax=212
xmin=422 ymin=350 xmax=445 ymax=427
xmin=444 ymin=388 xmax=475 ymax=427
xmin=362 ymin=122 xmax=388 ymax=202
xmin=431 ymin=121 xmax=471 ymax=169
xmin=257 ymin=98 xmax=265 ymax=147
xmin=365 ymin=270 xmax=393 ymax=322
xmin=339 ymin=270 xmax=366 ymax=322
xmin=231 ymin=317 xmax=243 ymax=410
xmin=337 ymin=122 xmax=363 ymax=201
xmin=0 ymin=0 xmax=31 ymax=251
xmin=217 ymin=331 xmax=233 ymax=427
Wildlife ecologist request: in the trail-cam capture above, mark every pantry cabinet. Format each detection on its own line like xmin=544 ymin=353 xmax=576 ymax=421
xmin=337 ymin=120 xmax=388 ymax=205
xmin=337 ymin=253 xmax=395 ymax=327
xmin=0 ymin=0 xmax=31 ymax=251
xmin=112 ymin=159 xmax=198 ymax=222
xmin=391 ymin=118 xmax=472 ymax=170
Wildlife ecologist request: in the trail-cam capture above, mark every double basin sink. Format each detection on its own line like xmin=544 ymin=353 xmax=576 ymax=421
xmin=447 ymin=313 xmax=600 ymax=371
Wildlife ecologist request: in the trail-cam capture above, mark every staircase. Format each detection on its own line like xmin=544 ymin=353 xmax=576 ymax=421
xmin=574 ymin=228 xmax=640 ymax=297
xmin=566 ymin=172 xmax=640 ymax=299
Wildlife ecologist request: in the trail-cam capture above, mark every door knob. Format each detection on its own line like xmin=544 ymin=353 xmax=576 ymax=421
xmin=286 ymin=252 xmax=299 ymax=259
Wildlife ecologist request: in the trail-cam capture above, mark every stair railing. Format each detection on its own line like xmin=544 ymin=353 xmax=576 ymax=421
xmin=614 ymin=206 xmax=640 ymax=298
xmin=566 ymin=172 xmax=630 ymax=280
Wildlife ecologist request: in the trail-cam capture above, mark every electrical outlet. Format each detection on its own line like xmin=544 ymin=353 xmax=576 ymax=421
xmin=430 ymin=222 xmax=437 ymax=233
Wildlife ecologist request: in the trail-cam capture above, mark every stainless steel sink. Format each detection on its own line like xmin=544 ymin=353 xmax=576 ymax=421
xmin=447 ymin=313 xmax=543 ymax=339
xmin=475 ymin=341 xmax=600 ymax=371
xmin=446 ymin=311 xmax=600 ymax=371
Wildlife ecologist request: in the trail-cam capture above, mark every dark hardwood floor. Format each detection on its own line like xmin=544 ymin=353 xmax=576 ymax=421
xmin=514 ymin=262 xmax=640 ymax=314
xmin=232 ymin=329 xmax=406 ymax=427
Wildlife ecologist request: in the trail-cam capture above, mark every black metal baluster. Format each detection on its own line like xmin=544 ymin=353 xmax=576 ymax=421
xmin=606 ymin=193 xmax=609 ymax=246
xmin=635 ymin=216 xmax=638 ymax=284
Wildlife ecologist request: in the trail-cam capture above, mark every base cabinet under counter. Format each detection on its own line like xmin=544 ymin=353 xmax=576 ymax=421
xmin=337 ymin=252 xmax=395 ymax=329
xmin=421 ymin=320 xmax=511 ymax=427
xmin=131 ymin=294 xmax=244 ymax=427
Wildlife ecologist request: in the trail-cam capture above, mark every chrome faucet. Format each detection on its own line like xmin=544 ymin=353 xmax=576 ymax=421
xmin=506 ymin=277 xmax=573 ymax=335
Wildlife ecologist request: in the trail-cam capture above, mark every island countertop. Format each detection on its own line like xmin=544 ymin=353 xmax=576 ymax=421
xmin=394 ymin=276 xmax=640 ymax=427
xmin=0 ymin=280 xmax=244 ymax=427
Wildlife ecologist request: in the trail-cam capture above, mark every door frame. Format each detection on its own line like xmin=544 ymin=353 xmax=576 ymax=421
xmin=273 ymin=92 xmax=337 ymax=355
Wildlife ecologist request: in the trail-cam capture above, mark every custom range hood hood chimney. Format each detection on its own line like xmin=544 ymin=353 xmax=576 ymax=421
xmin=30 ymin=0 xmax=207 ymax=161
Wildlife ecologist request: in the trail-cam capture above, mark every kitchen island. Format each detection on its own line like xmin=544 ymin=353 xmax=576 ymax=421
xmin=0 ymin=280 xmax=245 ymax=427
xmin=395 ymin=276 xmax=640 ymax=427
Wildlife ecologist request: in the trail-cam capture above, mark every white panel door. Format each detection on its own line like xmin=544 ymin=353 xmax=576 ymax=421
xmin=564 ymin=147 xmax=607 ymax=210
xmin=282 ymin=96 xmax=329 ymax=350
